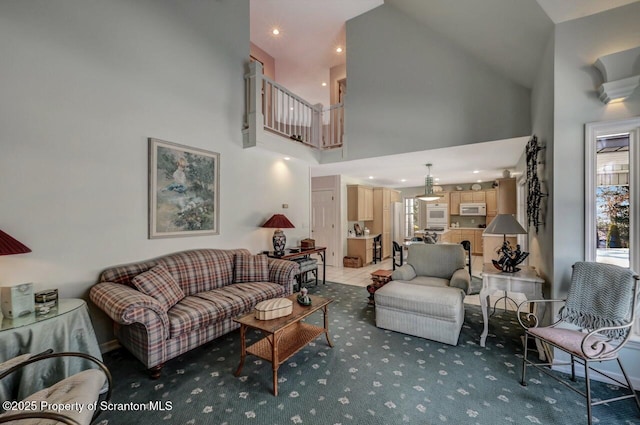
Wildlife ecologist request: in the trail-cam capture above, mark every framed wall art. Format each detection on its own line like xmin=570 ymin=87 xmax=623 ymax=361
xmin=148 ymin=138 xmax=220 ymax=238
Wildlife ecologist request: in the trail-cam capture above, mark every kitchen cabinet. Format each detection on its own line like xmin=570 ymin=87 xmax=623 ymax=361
xmin=450 ymin=192 xmax=460 ymax=215
xmin=460 ymin=192 xmax=473 ymax=203
xmin=347 ymin=185 xmax=373 ymax=221
xmin=496 ymin=178 xmax=516 ymax=214
xmin=485 ymin=189 xmax=497 ymax=216
xmin=472 ymin=191 xmax=485 ymax=202
xmin=445 ymin=228 xmax=483 ymax=255
xmin=347 ymin=236 xmax=375 ymax=265
xmin=459 ymin=190 xmax=485 ymax=204
xmin=445 ymin=229 xmax=461 ymax=244
xmin=369 ymin=187 xmax=400 ymax=259
xmin=460 ymin=230 xmax=475 ymax=253
xmin=473 ymin=230 xmax=484 ymax=255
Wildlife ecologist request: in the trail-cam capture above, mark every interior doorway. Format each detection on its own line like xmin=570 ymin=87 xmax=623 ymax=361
xmin=312 ymin=189 xmax=337 ymax=266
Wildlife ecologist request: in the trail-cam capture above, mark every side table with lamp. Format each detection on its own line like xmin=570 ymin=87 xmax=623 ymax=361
xmin=480 ymin=215 xmax=544 ymax=347
xmin=0 ymin=228 xmax=102 ymax=400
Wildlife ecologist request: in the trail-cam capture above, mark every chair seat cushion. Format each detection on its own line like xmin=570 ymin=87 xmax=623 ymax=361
xmin=375 ymin=281 xmax=464 ymax=320
xmin=398 ymin=276 xmax=449 ymax=288
xmin=0 ymin=369 xmax=106 ymax=425
xmin=528 ymin=327 xmax=616 ymax=359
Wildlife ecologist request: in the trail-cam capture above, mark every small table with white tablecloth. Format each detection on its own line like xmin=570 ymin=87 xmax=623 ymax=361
xmin=0 ymin=298 xmax=102 ymax=401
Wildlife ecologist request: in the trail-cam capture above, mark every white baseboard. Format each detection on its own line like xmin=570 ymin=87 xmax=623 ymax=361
xmin=552 ymin=364 xmax=640 ymax=390
xmin=551 ymin=342 xmax=640 ymax=390
xmin=99 ymin=339 xmax=121 ymax=354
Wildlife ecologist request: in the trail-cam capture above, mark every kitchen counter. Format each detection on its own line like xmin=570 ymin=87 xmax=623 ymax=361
xmin=347 ymin=235 xmax=379 ymax=265
xmin=450 ymin=227 xmax=486 ymax=230
xmin=347 ymin=234 xmax=378 ymax=240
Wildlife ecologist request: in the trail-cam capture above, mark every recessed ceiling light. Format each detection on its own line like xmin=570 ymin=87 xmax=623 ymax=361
xmin=477 ymin=179 xmax=482 ymax=183
xmin=473 ymin=170 xmax=479 ymax=174
xmin=321 ymin=82 xmax=327 ymax=87
xmin=272 ymin=28 xmax=280 ymax=35
xmin=284 ymin=157 xmax=290 ymax=161
xmin=368 ymin=176 xmax=374 ymax=179
xmin=290 ymin=107 xmax=294 ymax=110
xmin=401 ymin=179 xmax=407 ymax=182
xmin=336 ymin=47 xmax=343 ymax=53
xmin=435 ymin=178 xmax=440 ymax=181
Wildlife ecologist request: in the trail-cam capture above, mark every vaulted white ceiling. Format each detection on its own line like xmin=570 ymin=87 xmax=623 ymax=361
xmin=249 ymin=0 xmax=639 ymax=188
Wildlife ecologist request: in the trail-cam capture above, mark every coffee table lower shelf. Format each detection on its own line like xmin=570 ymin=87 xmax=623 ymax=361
xmin=247 ymin=322 xmax=326 ymax=364
xmin=233 ymin=294 xmax=333 ymax=396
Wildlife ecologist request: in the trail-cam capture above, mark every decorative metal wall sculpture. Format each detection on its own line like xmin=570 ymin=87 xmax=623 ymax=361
xmin=526 ymin=135 xmax=546 ymax=233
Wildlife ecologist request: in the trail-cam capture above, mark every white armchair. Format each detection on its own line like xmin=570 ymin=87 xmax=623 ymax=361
xmin=391 ymin=243 xmax=470 ymax=294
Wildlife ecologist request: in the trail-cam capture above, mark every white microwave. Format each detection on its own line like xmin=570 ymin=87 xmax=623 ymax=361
xmin=459 ymin=203 xmax=486 ymax=216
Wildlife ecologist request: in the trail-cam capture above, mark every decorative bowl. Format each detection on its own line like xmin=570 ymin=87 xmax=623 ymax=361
xmin=297 ymin=295 xmax=312 ymax=306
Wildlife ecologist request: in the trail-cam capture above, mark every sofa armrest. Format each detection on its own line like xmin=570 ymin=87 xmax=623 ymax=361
xmin=449 ymin=268 xmax=470 ymax=295
xmin=392 ymin=264 xmax=417 ymax=281
xmin=90 ymin=282 xmax=169 ymax=332
xmin=268 ymin=258 xmax=299 ymax=295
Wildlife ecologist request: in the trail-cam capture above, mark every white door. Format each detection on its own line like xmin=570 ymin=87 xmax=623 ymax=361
xmin=312 ymin=190 xmax=336 ymax=266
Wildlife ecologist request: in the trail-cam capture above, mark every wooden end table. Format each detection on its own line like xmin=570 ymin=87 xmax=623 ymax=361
xmin=233 ymin=294 xmax=333 ymax=395
xmin=367 ymin=269 xmax=393 ymax=304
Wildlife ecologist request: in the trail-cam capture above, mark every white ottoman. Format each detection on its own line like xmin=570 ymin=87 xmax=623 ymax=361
xmin=374 ymin=281 xmax=465 ymax=345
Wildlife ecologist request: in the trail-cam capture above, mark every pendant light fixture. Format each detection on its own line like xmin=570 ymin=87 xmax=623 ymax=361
xmin=416 ymin=163 xmax=443 ymax=201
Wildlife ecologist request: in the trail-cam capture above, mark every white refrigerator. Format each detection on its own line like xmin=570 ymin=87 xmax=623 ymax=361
xmin=391 ymin=202 xmax=403 ymax=244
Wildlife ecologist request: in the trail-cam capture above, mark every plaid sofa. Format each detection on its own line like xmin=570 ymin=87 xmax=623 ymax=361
xmin=90 ymin=249 xmax=298 ymax=376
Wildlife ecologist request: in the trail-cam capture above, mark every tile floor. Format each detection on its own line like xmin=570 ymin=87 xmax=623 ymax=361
xmin=312 ymin=254 xmax=523 ymax=310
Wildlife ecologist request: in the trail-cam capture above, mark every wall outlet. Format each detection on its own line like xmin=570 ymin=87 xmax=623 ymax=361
xmin=471 ymin=219 xmax=475 ymax=224
xmin=282 ymin=204 xmax=288 ymax=209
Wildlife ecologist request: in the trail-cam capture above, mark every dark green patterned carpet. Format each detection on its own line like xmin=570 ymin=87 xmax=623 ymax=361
xmin=98 ymin=282 xmax=639 ymax=425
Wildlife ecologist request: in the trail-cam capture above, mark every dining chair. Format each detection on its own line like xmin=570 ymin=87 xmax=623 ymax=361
xmin=372 ymin=234 xmax=382 ymax=264
xmin=392 ymin=241 xmax=404 ymax=270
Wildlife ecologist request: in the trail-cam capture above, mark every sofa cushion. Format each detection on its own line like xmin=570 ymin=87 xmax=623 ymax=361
xmin=131 ymin=265 xmax=185 ymax=311
xmin=195 ymin=282 xmax=286 ymax=314
xmin=158 ymin=249 xmax=247 ymax=295
xmin=235 ymin=254 xmax=269 ymax=283
xmin=99 ymin=260 xmax=157 ymax=286
xmin=167 ymin=282 xmax=286 ymax=337
xmin=167 ymin=296 xmax=227 ymax=338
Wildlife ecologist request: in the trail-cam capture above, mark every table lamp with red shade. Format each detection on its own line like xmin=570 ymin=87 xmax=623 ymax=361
xmin=261 ymin=214 xmax=295 ymax=256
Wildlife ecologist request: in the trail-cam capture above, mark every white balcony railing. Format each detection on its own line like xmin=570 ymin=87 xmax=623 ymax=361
xmin=244 ymin=62 xmax=343 ymax=150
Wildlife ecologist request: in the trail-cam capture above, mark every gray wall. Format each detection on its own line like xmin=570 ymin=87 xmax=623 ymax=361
xmin=344 ymin=4 xmax=532 ymax=161
xmin=551 ymin=2 xmax=640 ymax=384
xmin=528 ymin=32 xmax=555 ymax=297
xmin=0 ymin=0 xmax=312 ymax=346
xmin=553 ymin=2 xmax=640 ymax=295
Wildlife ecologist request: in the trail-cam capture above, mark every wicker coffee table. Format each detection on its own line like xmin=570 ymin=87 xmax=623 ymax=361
xmin=233 ymin=294 xmax=334 ymax=395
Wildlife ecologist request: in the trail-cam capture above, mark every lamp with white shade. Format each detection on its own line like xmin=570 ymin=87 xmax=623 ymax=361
xmin=483 ymin=214 xmax=528 ymax=273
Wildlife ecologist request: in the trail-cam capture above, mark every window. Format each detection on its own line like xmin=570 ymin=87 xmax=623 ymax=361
xmin=404 ymin=197 xmax=417 ymax=238
xmin=585 ymin=118 xmax=640 ymax=338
